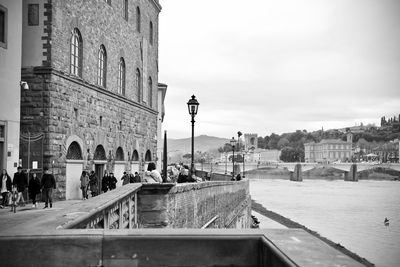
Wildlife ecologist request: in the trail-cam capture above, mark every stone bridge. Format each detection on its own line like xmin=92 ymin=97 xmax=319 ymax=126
xmin=245 ymin=162 xmax=400 ymax=181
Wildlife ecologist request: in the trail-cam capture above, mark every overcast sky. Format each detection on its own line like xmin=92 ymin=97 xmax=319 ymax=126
xmin=158 ymin=0 xmax=400 ymax=139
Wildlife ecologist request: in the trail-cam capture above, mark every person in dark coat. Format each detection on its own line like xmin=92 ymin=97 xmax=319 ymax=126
xmin=109 ymin=172 xmax=117 ymax=190
xmin=41 ymin=167 xmax=56 ymax=209
xmin=13 ymin=166 xmax=28 ymax=206
xmin=89 ymin=171 xmax=98 ymax=197
xmin=0 ymin=169 xmax=12 ymax=208
xmin=133 ymin=172 xmax=141 ymax=183
xmin=28 ymin=173 xmax=41 ymax=208
xmin=101 ymin=171 xmax=110 ymax=193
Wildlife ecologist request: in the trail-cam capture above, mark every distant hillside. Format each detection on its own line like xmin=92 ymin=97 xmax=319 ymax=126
xmin=166 ymin=135 xmax=230 ymax=159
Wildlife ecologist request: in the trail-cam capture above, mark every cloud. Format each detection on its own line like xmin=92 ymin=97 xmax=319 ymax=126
xmin=159 ymin=0 xmax=400 ymax=138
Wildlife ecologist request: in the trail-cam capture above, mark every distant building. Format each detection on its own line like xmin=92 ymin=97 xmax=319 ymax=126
xmin=304 ymin=133 xmax=353 ymax=163
xmin=372 ymin=140 xmax=399 ymax=163
xmin=0 ymin=0 xmax=22 ymax=173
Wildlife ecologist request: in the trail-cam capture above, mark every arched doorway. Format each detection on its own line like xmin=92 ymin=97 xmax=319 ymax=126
xmin=94 ymin=145 xmax=107 ymax=195
xmin=144 ymin=149 xmax=152 ymax=171
xmin=114 ymin=147 xmax=125 ymax=188
xmin=131 ymin=149 xmax=140 ymax=174
xmin=66 ymin=141 xmax=83 ymax=200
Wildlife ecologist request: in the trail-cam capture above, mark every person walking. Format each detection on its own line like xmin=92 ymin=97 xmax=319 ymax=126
xmin=89 ymin=171 xmax=98 ymax=197
xmin=12 ymin=166 xmax=28 ymax=206
xmin=80 ymin=171 xmax=89 ymax=200
xmin=121 ymin=172 xmax=130 ymax=185
xmin=133 ymin=172 xmax=141 ymax=183
xmin=28 ymin=173 xmax=41 ymax=208
xmin=109 ymin=172 xmax=117 ymax=190
xmin=102 ymin=171 xmax=110 ymax=193
xmin=0 ymin=169 xmax=12 ymax=208
xmin=41 ymin=167 xmax=56 ymax=209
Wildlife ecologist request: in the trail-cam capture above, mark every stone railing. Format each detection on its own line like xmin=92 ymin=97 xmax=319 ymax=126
xmin=62 ymin=183 xmax=141 ymax=229
xmin=137 ymin=180 xmax=251 ymax=229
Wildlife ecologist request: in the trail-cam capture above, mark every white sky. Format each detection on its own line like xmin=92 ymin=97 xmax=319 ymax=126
xmin=158 ymin=0 xmax=400 ymax=139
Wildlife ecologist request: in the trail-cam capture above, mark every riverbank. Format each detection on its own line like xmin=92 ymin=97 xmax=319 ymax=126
xmin=251 ymin=199 xmax=375 ymax=267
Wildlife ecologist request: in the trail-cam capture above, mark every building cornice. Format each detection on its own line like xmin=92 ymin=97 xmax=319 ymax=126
xmin=30 ymin=67 xmax=158 ymax=116
xmin=149 ymin=0 xmax=162 ymax=12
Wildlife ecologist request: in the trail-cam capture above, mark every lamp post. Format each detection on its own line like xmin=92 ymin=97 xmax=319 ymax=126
xmin=187 ymin=95 xmax=199 ymax=176
xmin=224 ymin=152 xmax=227 ymax=174
xmin=243 ymin=150 xmax=246 ymax=178
xmin=237 ymin=131 xmax=242 ymax=177
xmin=230 ymin=137 xmax=237 ymax=180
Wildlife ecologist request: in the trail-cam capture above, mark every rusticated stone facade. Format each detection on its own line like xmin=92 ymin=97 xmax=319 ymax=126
xmin=137 ymin=181 xmax=252 ymax=229
xmin=20 ymin=0 xmax=162 ymax=200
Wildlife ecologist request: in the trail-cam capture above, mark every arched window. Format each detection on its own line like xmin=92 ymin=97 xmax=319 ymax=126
xmin=136 ymin=6 xmax=141 ymax=32
xmin=148 ymin=77 xmax=152 ymax=107
xmin=135 ymin=68 xmax=141 ymax=101
xmin=66 ymin=141 xmax=83 ymax=160
xmin=115 ymin=147 xmax=124 ymax=161
xmin=118 ymin=58 xmax=126 ymax=96
xmin=149 ymin=21 xmax=153 ymax=45
xmin=94 ymin=145 xmax=106 ymax=160
xmin=97 ymin=45 xmax=107 ymax=87
xmin=132 ymin=150 xmax=139 ymax=161
xmin=145 ymin=150 xmax=152 ymax=161
xmin=70 ymin=28 xmax=83 ymax=77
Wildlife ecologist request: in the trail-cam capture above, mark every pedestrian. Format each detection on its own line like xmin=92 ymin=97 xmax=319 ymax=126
xmin=121 ymin=171 xmax=130 ymax=185
xmin=12 ymin=166 xmax=28 ymax=206
xmin=133 ymin=172 xmax=141 ymax=183
xmin=89 ymin=171 xmax=98 ymax=197
xmin=0 ymin=169 xmax=12 ymax=208
xmin=102 ymin=171 xmax=110 ymax=193
xmin=177 ymin=165 xmax=189 ymax=183
xmin=41 ymin=167 xmax=56 ymax=209
xmin=143 ymin=162 xmax=162 ymax=183
xmin=28 ymin=173 xmax=41 ymax=208
xmin=80 ymin=171 xmax=89 ymax=200
xmin=109 ymin=172 xmax=117 ymax=190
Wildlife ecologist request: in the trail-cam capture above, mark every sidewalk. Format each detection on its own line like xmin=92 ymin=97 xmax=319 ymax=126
xmin=251 ymin=210 xmax=287 ymax=229
xmin=0 ymin=200 xmax=82 ymax=235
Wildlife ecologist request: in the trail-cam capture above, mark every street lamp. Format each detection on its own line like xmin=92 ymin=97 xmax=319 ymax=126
xmin=187 ymin=95 xmax=199 ymax=176
xmin=230 ymin=137 xmax=237 ymax=180
xmin=224 ymin=152 xmax=227 ymax=174
xmin=237 ymin=131 xmax=243 ymax=177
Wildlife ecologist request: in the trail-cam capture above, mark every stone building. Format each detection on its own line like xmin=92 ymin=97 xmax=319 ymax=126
xmin=20 ymin=0 xmax=165 ymax=200
xmin=304 ymin=133 xmax=353 ymax=163
xmin=0 ymin=0 xmax=22 ymax=174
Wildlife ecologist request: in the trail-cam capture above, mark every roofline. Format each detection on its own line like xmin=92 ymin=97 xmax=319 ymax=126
xmin=149 ymin=0 xmax=162 ymax=12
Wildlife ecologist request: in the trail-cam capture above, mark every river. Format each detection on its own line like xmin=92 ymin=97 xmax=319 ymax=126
xmin=249 ymin=178 xmax=400 ymax=267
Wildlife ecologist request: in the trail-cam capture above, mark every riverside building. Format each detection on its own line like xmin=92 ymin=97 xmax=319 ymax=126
xmin=20 ymin=0 xmax=165 ymax=200
xmin=304 ymin=133 xmax=353 ymax=163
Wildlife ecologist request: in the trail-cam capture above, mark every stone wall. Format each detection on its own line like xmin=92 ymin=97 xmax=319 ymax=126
xmin=137 ymin=181 xmax=251 ymax=229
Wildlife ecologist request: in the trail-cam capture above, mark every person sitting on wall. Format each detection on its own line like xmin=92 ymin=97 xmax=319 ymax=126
xmin=177 ymin=165 xmax=189 ymax=183
xmin=143 ymin=162 xmax=162 ymax=183
xmin=109 ymin=173 xmax=117 ymax=190
xmin=236 ymin=173 xmax=242 ymax=181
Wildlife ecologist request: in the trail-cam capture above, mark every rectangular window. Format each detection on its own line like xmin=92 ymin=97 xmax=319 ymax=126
xmin=123 ymin=0 xmax=128 ymax=21
xmin=0 ymin=6 xmax=7 ymax=48
xmin=0 ymin=125 xmax=4 ymax=139
xmin=28 ymin=4 xmax=39 ymax=26
xmin=74 ymin=108 xmax=78 ymax=119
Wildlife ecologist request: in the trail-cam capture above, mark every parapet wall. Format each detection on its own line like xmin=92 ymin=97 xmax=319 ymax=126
xmin=137 ymin=180 xmax=251 ymax=229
